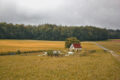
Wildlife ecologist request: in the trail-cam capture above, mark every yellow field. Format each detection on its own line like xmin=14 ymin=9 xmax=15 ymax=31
xmin=0 ymin=40 xmax=120 ymax=80
xmin=0 ymin=53 xmax=120 ymax=80
xmin=0 ymin=40 xmax=101 ymax=54
xmin=0 ymin=40 xmax=65 ymax=54
xmin=97 ymin=39 xmax=120 ymax=54
xmin=82 ymin=42 xmax=101 ymax=50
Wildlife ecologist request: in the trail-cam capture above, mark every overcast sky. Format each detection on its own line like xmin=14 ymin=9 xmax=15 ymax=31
xmin=0 ymin=0 xmax=120 ymax=29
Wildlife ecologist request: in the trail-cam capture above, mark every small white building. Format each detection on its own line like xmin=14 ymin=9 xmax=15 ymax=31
xmin=43 ymin=52 xmax=47 ymax=55
xmin=53 ymin=51 xmax=61 ymax=54
xmin=69 ymin=43 xmax=82 ymax=51
xmin=68 ymin=51 xmax=74 ymax=55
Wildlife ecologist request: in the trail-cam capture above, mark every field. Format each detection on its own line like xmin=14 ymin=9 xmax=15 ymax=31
xmin=0 ymin=40 xmax=120 ymax=80
xmin=0 ymin=40 xmax=65 ymax=54
xmin=98 ymin=39 xmax=120 ymax=55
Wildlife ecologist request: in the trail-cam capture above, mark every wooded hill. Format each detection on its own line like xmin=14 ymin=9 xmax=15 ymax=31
xmin=0 ymin=22 xmax=120 ymax=41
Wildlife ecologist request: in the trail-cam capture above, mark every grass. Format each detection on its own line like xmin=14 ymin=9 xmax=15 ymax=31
xmin=0 ymin=53 xmax=120 ymax=80
xmin=97 ymin=39 xmax=120 ymax=55
xmin=0 ymin=40 xmax=120 ymax=80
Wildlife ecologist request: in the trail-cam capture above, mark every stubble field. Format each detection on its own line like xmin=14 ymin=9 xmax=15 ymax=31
xmin=0 ymin=40 xmax=120 ymax=80
xmin=0 ymin=40 xmax=64 ymax=54
xmin=98 ymin=39 xmax=120 ymax=55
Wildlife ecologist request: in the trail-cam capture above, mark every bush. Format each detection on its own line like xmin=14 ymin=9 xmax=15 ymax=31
xmin=54 ymin=52 xmax=60 ymax=57
xmin=104 ymin=50 xmax=108 ymax=53
xmin=47 ymin=50 xmax=61 ymax=57
xmin=16 ymin=50 xmax=21 ymax=54
xmin=47 ymin=51 xmax=54 ymax=56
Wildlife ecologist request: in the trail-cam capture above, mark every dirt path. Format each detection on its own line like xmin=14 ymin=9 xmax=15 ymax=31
xmin=94 ymin=42 xmax=120 ymax=62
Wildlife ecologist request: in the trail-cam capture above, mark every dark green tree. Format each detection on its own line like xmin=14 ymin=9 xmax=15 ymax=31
xmin=65 ymin=37 xmax=80 ymax=48
xmin=0 ymin=22 xmax=119 ymax=41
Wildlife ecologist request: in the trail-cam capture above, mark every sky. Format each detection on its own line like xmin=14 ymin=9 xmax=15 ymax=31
xmin=0 ymin=0 xmax=120 ymax=29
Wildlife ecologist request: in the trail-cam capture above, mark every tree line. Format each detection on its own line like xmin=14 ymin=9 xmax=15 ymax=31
xmin=0 ymin=22 xmax=120 ymax=41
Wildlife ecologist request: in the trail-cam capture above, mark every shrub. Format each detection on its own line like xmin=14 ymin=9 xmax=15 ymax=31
xmin=54 ymin=52 xmax=60 ymax=57
xmin=104 ymin=50 xmax=108 ymax=53
xmin=47 ymin=50 xmax=61 ymax=57
xmin=47 ymin=51 xmax=54 ymax=56
xmin=16 ymin=50 xmax=21 ymax=54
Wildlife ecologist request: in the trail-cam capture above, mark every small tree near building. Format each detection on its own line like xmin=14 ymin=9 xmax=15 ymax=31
xmin=65 ymin=37 xmax=80 ymax=48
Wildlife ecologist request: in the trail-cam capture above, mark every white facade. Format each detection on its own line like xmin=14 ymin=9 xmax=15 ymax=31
xmin=68 ymin=51 xmax=74 ymax=55
xmin=69 ymin=44 xmax=82 ymax=51
xmin=53 ymin=51 xmax=61 ymax=54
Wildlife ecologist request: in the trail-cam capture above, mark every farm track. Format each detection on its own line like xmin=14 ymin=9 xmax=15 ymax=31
xmin=94 ymin=42 xmax=120 ymax=62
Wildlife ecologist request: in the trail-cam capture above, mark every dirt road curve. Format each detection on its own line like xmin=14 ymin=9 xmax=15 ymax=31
xmin=94 ymin=42 xmax=120 ymax=62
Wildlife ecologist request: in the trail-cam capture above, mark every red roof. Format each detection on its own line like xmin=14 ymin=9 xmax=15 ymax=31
xmin=73 ymin=43 xmax=82 ymax=48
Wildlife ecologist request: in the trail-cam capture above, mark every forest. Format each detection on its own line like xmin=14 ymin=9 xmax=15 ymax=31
xmin=0 ymin=22 xmax=120 ymax=41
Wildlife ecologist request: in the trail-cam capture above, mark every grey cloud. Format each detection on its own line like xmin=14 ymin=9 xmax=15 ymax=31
xmin=0 ymin=0 xmax=120 ymax=29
